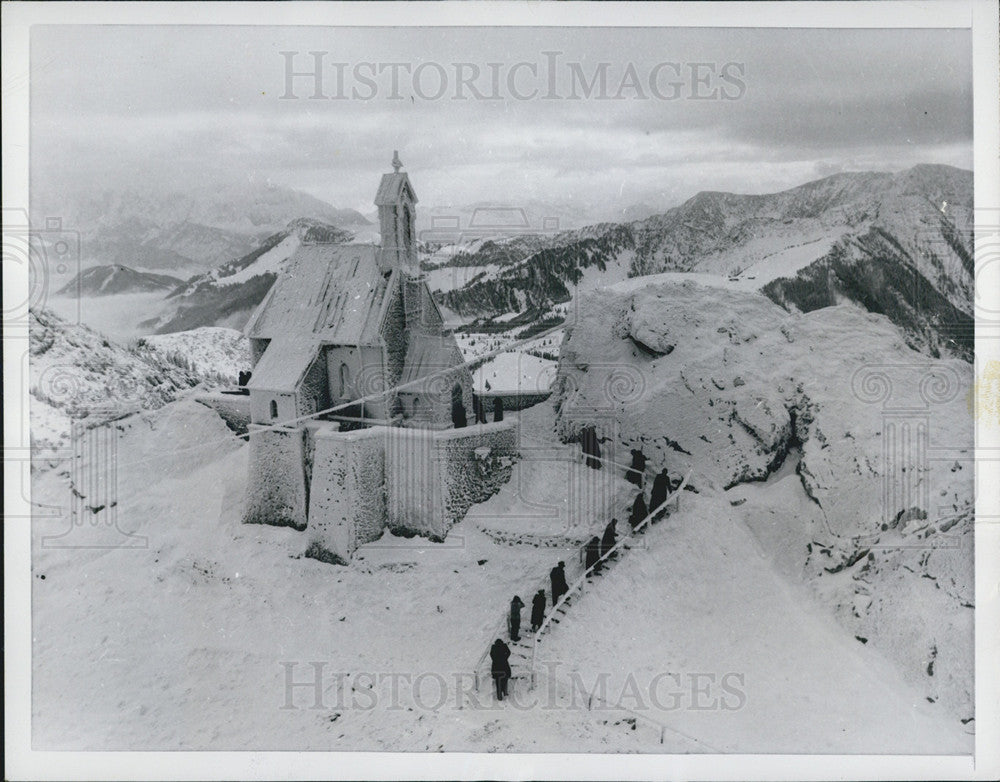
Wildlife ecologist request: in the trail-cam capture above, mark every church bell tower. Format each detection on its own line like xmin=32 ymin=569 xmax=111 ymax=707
xmin=375 ymin=150 xmax=418 ymax=274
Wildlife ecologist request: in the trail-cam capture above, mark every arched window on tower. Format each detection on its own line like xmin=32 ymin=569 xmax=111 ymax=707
xmin=401 ymin=204 xmax=413 ymax=260
xmin=339 ymin=362 xmax=351 ymax=398
xmin=269 ymin=399 xmax=278 ymax=420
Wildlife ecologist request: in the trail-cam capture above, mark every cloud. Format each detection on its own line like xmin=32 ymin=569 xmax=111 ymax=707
xmin=29 ymin=25 xmax=973 ymax=213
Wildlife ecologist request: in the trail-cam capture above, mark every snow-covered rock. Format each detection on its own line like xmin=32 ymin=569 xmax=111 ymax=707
xmin=555 ymin=279 xmax=972 ymax=525
xmin=551 ymin=279 xmax=974 ymax=724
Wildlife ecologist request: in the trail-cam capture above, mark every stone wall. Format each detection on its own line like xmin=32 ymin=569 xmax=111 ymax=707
xmin=436 ymin=422 xmax=519 ymax=528
xmin=246 ymin=419 xmax=519 ymax=563
xmin=305 ymin=426 xmax=386 ymax=563
xmin=384 ymin=421 xmax=518 ymax=540
xmin=382 ymin=282 xmax=407 ymax=389
xmin=243 ymin=425 xmax=308 ymax=529
xmin=296 ymin=353 xmax=329 ymax=418
xmin=476 ymin=390 xmax=551 ymax=414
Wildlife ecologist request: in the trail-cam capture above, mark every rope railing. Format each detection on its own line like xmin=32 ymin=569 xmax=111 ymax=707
xmin=528 ymin=468 xmax=692 ymax=689
xmin=473 ymin=459 xmax=692 ymax=690
xmin=472 ymin=449 xmax=675 ymax=683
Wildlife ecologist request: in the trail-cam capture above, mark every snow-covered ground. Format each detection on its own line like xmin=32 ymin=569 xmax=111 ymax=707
xmin=473 ymin=352 xmax=556 ymax=395
xmin=455 ymin=330 xmax=563 ymax=364
xmin=30 ymin=386 xmax=973 ymax=753
xmin=31 ymin=401 xmax=674 ymax=751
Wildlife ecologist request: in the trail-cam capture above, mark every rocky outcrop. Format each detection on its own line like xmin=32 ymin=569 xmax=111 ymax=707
xmin=552 ymin=279 xmax=973 ymax=543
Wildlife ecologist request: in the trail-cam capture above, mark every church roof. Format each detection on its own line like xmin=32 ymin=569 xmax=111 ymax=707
xmin=246 ymin=337 xmax=319 ymax=393
xmin=243 ymin=244 xmax=390 ymax=345
xmin=374 ymin=172 xmax=418 ymax=206
xmin=398 ymin=332 xmax=466 ymax=392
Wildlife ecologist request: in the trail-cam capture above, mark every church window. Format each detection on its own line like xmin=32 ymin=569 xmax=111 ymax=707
xmin=401 ymin=205 xmax=412 ymax=255
xmin=339 ymin=362 xmax=351 ymax=398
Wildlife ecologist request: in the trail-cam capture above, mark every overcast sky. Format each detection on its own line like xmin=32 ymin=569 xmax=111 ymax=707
xmin=30 ymin=25 xmax=973 ymax=214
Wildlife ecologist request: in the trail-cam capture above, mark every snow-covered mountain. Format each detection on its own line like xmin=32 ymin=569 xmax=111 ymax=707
xmin=362 ymin=199 xmax=601 ymax=240
xmin=56 ymin=164 xmax=972 ymax=365
xmin=144 ymin=218 xmax=353 ymax=334
xmin=33 ymin=180 xmax=370 ymax=274
xmin=58 ymin=264 xmax=184 ymax=297
xmin=553 ymin=279 xmax=973 ymax=724
xmin=430 ymin=165 xmax=973 ymax=361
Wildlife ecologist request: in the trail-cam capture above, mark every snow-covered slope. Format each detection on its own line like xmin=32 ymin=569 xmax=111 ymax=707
xmin=58 ymin=264 xmax=183 ymax=296
xmin=472 ymin=352 xmax=556 ymax=395
xmin=543 ymin=486 xmax=971 ymax=753
xmin=550 ymin=279 xmax=973 ymax=728
xmin=30 ymin=400 xmax=690 ymax=751
xmin=142 ymin=327 xmax=249 ymax=383
xmin=28 ymin=388 xmax=972 ymax=752
xmin=28 ymin=309 xmax=233 ymax=462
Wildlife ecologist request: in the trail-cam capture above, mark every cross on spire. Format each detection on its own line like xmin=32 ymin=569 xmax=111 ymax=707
xmin=392 ymin=150 xmax=403 ymax=173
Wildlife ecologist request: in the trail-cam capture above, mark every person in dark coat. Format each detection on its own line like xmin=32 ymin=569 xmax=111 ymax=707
xmin=550 ymin=561 xmax=568 ymax=606
xmin=531 ymin=589 xmax=546 ymax=632
xmin=649 ymin=469 xmax=669 ymax=521
xmin=489 ymin=638 xmax=512 ymax=700
xmin=473 ymin=396 xmax=488 ymax=424
xmin=625 ymin=449 xmax=646 ymax=487
xmin=585 ymin=536 xmax=602 ymax=573
xmin=629 ymin=493 xmax=649 ymax=532
xmin=600 ymin=518 xmax=618 ymax=560
xmin=508 ymin=595 xmax=524 ymax=642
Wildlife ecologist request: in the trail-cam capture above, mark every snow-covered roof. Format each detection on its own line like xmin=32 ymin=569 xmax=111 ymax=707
xmin=398 ymin=332 xmax=465 ymax=392
xmin=374 ymin=172 xmax=418 ymax=206
xmin=243 ymin=244 xmax=389 ymax=345
xmin=246 ymin=337 xmax=319 ymax=392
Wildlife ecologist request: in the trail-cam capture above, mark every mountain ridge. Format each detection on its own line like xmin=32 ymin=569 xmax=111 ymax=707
xmin=433 ymin=164 xmax=973 ymax=361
